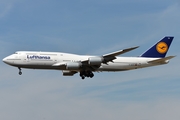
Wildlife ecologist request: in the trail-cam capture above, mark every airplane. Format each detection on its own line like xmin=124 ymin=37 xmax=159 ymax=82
xmin=2 ymin=36 xmax=175 ymax=79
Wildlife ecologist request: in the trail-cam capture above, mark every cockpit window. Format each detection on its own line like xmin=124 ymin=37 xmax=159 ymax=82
xmin=14 ymin=52 xmax=18 ymax=54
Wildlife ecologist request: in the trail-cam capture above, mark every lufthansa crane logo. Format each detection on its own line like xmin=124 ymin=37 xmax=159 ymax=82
xmin=156 ymin=42 xmax=168 ymax=54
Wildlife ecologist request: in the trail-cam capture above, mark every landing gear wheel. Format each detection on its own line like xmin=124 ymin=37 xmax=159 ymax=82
xmin=80 ymin=71 xmax=94 ymax=79
xmin=81 ymin=76 xmax=85 ymax=80
xmin=18 ymin=67 xmax=22 ymax=75
xmin=89 ymin=73 xmax=94 ymax=78
xmin=19 ymin=71 xmax=22 ymax=75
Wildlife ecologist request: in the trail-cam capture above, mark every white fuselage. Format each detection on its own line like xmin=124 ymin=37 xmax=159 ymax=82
xmin=2 ymin=36 xmax=174 ymax=79
xmin=3 ymin=51 xmax=165 ymax=72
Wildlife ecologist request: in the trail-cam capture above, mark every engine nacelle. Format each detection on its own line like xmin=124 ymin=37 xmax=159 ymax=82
xmin=66 ymin=62 xmax=81 ymax=70
xmin=62 ymin=71 xmax=75 ymax=76
xmin=88 ymin=57 xmax=104 ymax=65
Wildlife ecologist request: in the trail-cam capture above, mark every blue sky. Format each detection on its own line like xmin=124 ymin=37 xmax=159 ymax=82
xmin=0 ymin=0 xmax=180 ymax=120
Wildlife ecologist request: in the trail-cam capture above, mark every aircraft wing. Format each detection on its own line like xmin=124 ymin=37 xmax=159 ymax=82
xmin=102 ymin=46 xmax=139 ymax=62
xmin=52 ymin=62 xmax=66 ymax=67
xmin=52 ymin=63 xmax=78 ymax=76
xmin=82 ymin=46 xmax=139 ymax=64
xmin=103 ymin=46 xmax=139 ymax=58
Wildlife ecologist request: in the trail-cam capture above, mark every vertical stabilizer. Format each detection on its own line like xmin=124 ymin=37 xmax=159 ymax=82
xmin=140 ymin=36 xmax=173 ymax=58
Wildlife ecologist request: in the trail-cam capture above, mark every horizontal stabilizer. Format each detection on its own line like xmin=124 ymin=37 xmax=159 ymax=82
xmin=148 ymin=56 xmax=175 ymax=64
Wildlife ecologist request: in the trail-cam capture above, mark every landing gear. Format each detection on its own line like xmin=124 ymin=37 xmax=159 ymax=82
xmin=19 ymin=71 xmax=22 ymax=75
xmin=80 ymin=71 xmax=94 ymax=79
xmin=81 ymin=76 xmax=85 ymax=80
xmin=89 ymin=72 xmax=94 ymax=78
xmin=18 ymin=67 xmax=22 ymax=75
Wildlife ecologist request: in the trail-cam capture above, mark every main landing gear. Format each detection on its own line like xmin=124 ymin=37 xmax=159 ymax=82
xmin=80 ymin=71 xmax=94 ymax=79
xmin=18 ymin=67 xmax=22 ymax=75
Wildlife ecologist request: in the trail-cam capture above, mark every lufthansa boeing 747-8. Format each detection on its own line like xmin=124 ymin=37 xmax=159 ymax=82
xmin=3 ymin=36 xmax=175 ymax=79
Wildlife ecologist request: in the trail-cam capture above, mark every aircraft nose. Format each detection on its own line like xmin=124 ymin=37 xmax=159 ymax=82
xmin=2 ymin=57 xmax=7 ymax=63
xmin=2 ymin=54 xmax=17 ymax=65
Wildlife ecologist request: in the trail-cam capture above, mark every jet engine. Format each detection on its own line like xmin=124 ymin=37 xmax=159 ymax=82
xmin=88 ymin=57 xmax=104 ymax=65
xmin=62 ymin=70 xmax=76 ymax=76
xmin=66 ymin=62 xmax=82 ymax=70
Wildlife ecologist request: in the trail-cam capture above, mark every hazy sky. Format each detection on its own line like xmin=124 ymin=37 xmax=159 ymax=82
xmin=0 ymin=0 xmax=180 ymax=120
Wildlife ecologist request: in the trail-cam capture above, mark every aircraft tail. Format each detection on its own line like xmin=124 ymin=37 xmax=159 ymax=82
xmin=140 ymin=36 xmax=174 ymax=58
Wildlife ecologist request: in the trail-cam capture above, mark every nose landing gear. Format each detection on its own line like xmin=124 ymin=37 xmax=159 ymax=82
xmin=18 ymin=67 xmax=22 ymax=75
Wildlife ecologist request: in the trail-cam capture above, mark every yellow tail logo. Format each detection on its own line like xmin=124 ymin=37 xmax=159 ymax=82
xmin=156 ymin=42 xmax=168 ymax=54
